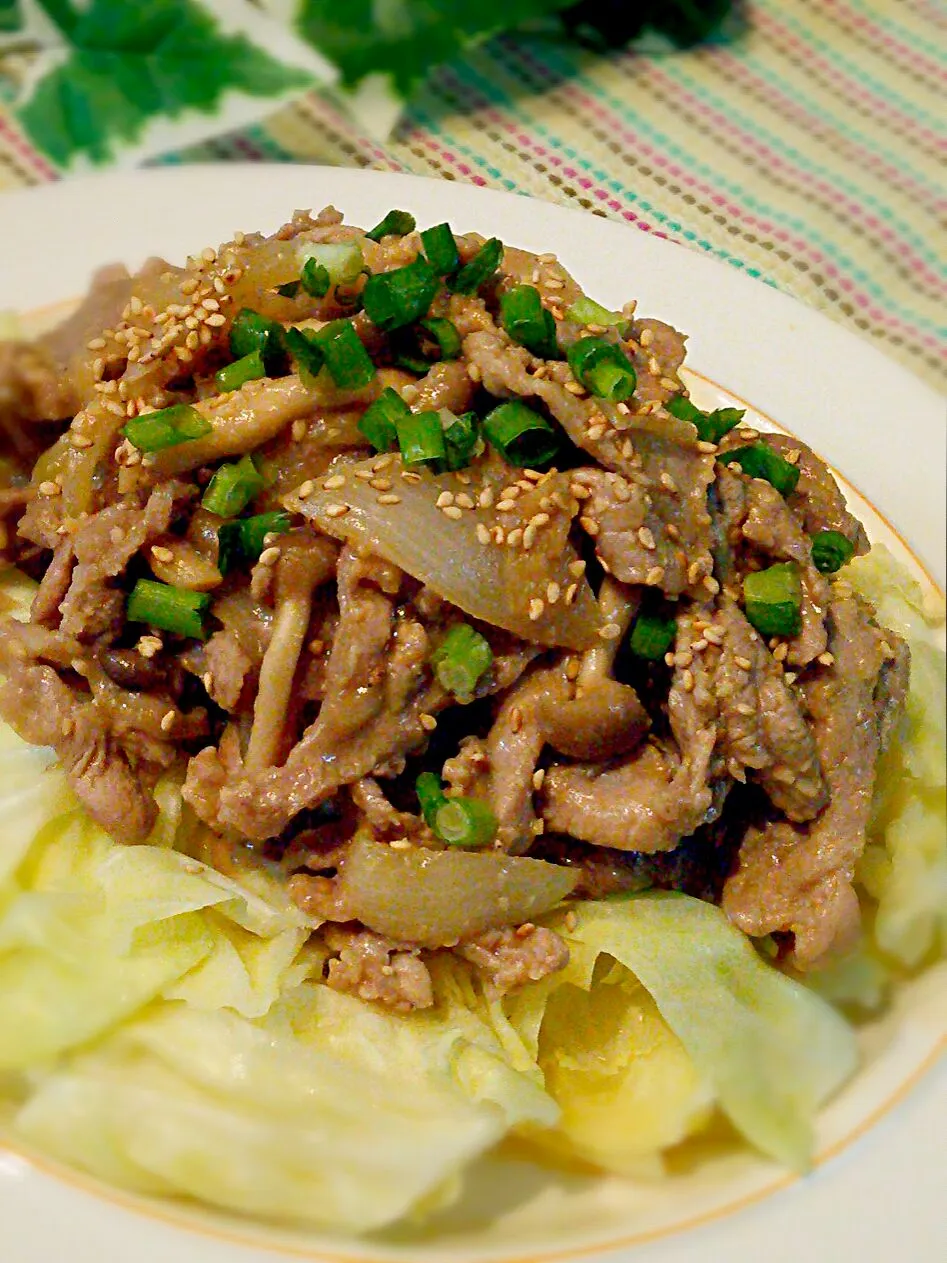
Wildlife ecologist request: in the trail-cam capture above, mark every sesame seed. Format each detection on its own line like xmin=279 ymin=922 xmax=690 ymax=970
xmin=681 ymin=669 xmax=695 ymax=692
xmin=528 ymin=598 xmax=545 ymax=621
xmin=697 ymin=440 xmax=718 ymax=454
xmin=401 ymin=470 xmax=422 ymax=483
xmin=659 ymin=376 xmax=679 ymax=392
xmin=738 ymin=428 xmax=760 ymax=441
xmin=546 ymin=581 xmax=561 ymax=604
xmin=467 ymin=364 xmax=482 ymax=383
xmin=702 ymin=575 xmax=721 ymax=595
xmin=818 ymin=651 xmax=836 ymax=666
xmin=150 ymin=545 xmax=174 ymax=564
xmin=478 ymin=487 xmax=495 ymax=509
xmin=160 ymin=710 xmax=176 ymax=733
xmin=598 ymin=622 xmax=622 ymax=640
xmin=455 ymin=493 xmax=475 ymax=510
xmin=506 ymin=527 xmax=524 ymax=547
xmin=201 ymin=297 xmax=220 ymax=312
xmin=325 ymin=503 xmax=349 ymax=518
xmin=532 ymin=768 xmax=546 ymax=792
xmin=568 ymin=560 xmax=586 ymax=578
xmin=204 ymin=313 xmax=227 ymax=328
xmin=373 ymin=454 xmax=395 ymax=471
xmin=292 ymin=419 xmax=307 ymax=442
xmin=734 ymin=655 xmax=753 ymax=671
xmin=442 ymin=505 xmax=463 ymax=520
xmin=201 ymin=247 xmax=217 ymax=263
xmin=545 ymin=277 xmax=565 ymax=290
xmin=493 ymin=526 xmax=506 ymax=545
xmin=136 ymin=637 xmax=162 ymax=662
xmin=389 ymin=838 xmax=413 ymax=851
xmin=70 ymin=432 xmax=94 ymax=449
xmin=564 ymin=583 xmax=578 ymax=605
xmin=639 ymin=328 xmax=654 ymax=348
xmin=297 ymin=480 xmax=315 ymax=498
xmin=510 ymin=707 xmax=523 ymax=733
xmin=637 ymin=526 xmax=656 ymax=550
xmin=692 ymin=638 xmax=709 ymax=652
xmin=86 ymin=337 xmax=107 ymax=351
xmin=586 ymin=423 xmax=606 ymax=441
xmin=476 ymin=523 xmax=491 ymax=545
xmin=528 ymin=512 xmax=550 ymax=529
xmin=565 ymin=658 xmax=581 ymax=681
xmin=258 ymin=546 xmax=281 ymax=566
xmin=564 ymin=380 xmax=586 ymax=396
xmin=675 ymin=650 xmax=694 ymax=668
xmin=570 ymin=483 xmax=591 ymax=501
xmin=323 ymin=474 xmax=347 ymax=490
xmin=785 ymin=671 xmax=798 ymax=685
xmin=521 ymin=524 xmax=538 ymax=550
xmin=180 ymin=279 xmax=199 ymax=295
xmin=377 ymin=493 xmax=402 ymax=505
xmin=38 ymin=480 xmax=61 ymax=497
xmin=368 ymin=477 xmax=392 ymax=492
xmin=784 ymin=448 xmax=801 ymax=465
xmin=645 ymin=566 xmax=666 ymax=586
xmin=420 ymin=713 xmax=438 ymax=732
xmin=176 ymin=346 xmax=193 ymax=363
xmin=579 ymin=515 xmax=599 ymax=537
xmin=496 ymin=499 xmax=517 ymax=513
xmin=704 ymin=625 xmax=725 ymax=645
xmin=772 ymin=642 xmax=789 ymax=662
xmin=688 ymin=560 xmax=704 ymax=585
xmin=436 ymin=491 xmax=455 ymax=509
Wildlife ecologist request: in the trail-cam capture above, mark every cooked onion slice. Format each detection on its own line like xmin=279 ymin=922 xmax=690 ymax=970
xmin=287 ymin=453 xmax=601 ymax=650
xmin=336 ymin=836 xmax=578 ymax=947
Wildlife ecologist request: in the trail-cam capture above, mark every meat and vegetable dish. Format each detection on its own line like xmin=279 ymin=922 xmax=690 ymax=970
xmin=0 ymin=204 xmax=943 ymax=1236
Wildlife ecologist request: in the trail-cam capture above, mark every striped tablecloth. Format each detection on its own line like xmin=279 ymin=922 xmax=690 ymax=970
xmin=1 ymin=1 xmax=944 ymax=392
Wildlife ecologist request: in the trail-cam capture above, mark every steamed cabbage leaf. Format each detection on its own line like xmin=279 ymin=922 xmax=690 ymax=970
xmin=512 ymin=894 xmax=858 ymax=1171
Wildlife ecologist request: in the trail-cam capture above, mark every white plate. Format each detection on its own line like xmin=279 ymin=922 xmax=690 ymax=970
xmin=0 ymin=166 xmax=944 ymax=1263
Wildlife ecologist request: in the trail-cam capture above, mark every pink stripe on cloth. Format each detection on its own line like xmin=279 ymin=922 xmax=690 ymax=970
xmin=0 ymin=114 xmax=58 ymax=181
xmin=823 ymin=1 xmax=947 ymax=87
xmin=640 ymin=63 xmax=945 ymax=292
xmin=752 ymin=9 xmax=946 ymax=151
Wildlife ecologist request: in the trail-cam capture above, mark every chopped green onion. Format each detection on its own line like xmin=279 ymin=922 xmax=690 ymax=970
xmin=421 ymin=222 xmax=460 ymax=276
xmin=441 ymin=410 xmax=482 ymax=471
xmin=309 ymin=320 xmax=375 ymax=390
xmin=299 ymin=241 xmax=364 ymax=287
xmin=358 ymin=387 xmax=410 ymax=452
xmin=419 ymin=317 xmax=462 ymax=361
xmin=629 ymin=613 xmax=677 ymax=661
xmin=415 ymin=772 xmax=447 ymax=828
xmin=449 ymin=238 xmax=503 ymax=296
xmin=230 ymin=308 xmax=283 ymax=364
xmin=434 ymin=797 xmax=498 ymax=848
xmin=217 ymin=511 xmax=291 ymax=576
xmin=811 ymin=530 xmax=855 ymax=574
xmin=391 ymin=345 xmax=433 ymax=375
xmin=301 ymin=257 xmax=332 ymax=298
xmin=214 ymin=350 xmax=266 ymax=394
xmin=276 ymin=280 xmax=301 ymax=298
xmin=126 ymin=579 xmax=211 ymax=641
xmin=121 ymin=404 xmax=212 ymax=453
xmin=282 ymin=326 xmax=324 ymax=386
xmin=363 ymin=256 xmax=440 ymax=333
xmin=483 ymin=400 xmax=559 ymax=468
xmin=431 ymin=623 xmax=493 ymax=700
xmin=719 ymin=443 xmax=800 ymax=497
xmin=365 ymin=209 xmax=416 ymax=241
xmin=567 ymin=337 xmax=637 ymax=402
xmin=201 ymin=454 xmax=265 ymax=518
xmin=743 ymin=563 xmax=803 ymax=637
xmin=396 ymin=410 xmax=446 ymax=466
xmin=500 ymin=285 xmax=559 ymax=359
xmin=565 ymin=296 xmax=631 ymax=334
xmin=667 ymin=395 xmax=744 ymax=444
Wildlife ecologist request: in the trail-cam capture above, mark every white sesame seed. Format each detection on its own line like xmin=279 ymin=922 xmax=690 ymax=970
xmin=532 ymin=768 xmax=546 ymax=791
xmin=818 ymin=651 xmax=836 ymax=666
xmin=506 ymin=527 xmax=524 ymax=547
xmin=436 ymin=491 xmax=455 ymax=509
xmin=734 ymin=655 xmax=753 ymax=671
xmin=637 ymin=526 xmax=656 ymax=550
xmin=204 ymin=313 xmax=227 ymax=328
xmin=369 ymin=478 xmax=392 ymax=491
xmin=697 ymin=440 xmax=717 ymax=454
xmin=377 ymin=493 xmax=402 ymax=505
xmin=476 ymin=523 xmax=491 ymax=545
xmin=70 ymin=432 xmax=94 ymax=449
xmin=565 ymin=657 xmax=581 ymax=680
xmin=478 ymin=487 xmax=495 ymax=509
xmin=546 ymin=581 xmax=561 ymax=604
xmin=528 ymin=598 xmax=545 ymax=621
xmin=702 ymin=575 xmax=721 ymax=595
xmin=598 ymin=622 xmax=622 ymax=640
xmin=681 ymin=669 xmax=695 ymax=692
xmin=521 ymin=525 xmax=537 ymax=551
xmin=292 ymin=419 xmax=307 ymax=442
xmin=322 ymin=474 xmax=347 ymax=490
xmin=326 ymin=503 xmax=349 ymax=518
xmin=496 ymin=499 xmax=517 ymax=513
xmin=420 ymin=713 xmax=437 ymax=732
xmin=160 ymin=710 xmax=176 ymax=733
xmin=579 ymin=515 xmax=599 ymax=537
xmin=569 ymin=559 xmax=587 ymax=578
xmin=528 ymin=512 xmax=550 ymax=529
xmin=442 ymin=505 xmax=463 ymax=520
xmin=586 ymin=423 xmax=606 ymax=441
xmin=455 ymin=493 xmax=475 ymax=510
xmin=38 ymin=480 xmax=61 ymax=497
xmin=401 ymin=470 xmax=422 ymax=483
xmin=564 ymin=583 xmax=578 ymax=605
xmin=645 ymin=566 xmax=666 ymax=586
xmin=150 ymin=545 xmax=174 ymax=564
xmin=258 ymin=546 xmax=281 ymax=567
xmin=297 ymin=480 xmax=315 ymax=498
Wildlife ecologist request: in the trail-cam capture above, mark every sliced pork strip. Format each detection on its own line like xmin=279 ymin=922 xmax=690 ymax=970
xmin=722 ymin=593 xmax=910 ymax=967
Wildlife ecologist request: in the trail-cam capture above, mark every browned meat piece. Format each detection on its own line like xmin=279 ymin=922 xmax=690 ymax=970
xmin=760 ymin=432 xmax=869 ymax=555
xmin=410 ymin=360 xmax=477 ymax=414
xmin=626 ymin=318 xmax=688 ymax=405
xmin=0 ymin=340 xmax=77 ymax=448
xmin=484 ymin=666 xmax=552 ymax=854
xmin=572 ymin=441 xmax=716 ymax=598
xmin=0 ymin=655 xmax=157 ymax=841
xmin=30 ymin=539 xmax=74 ymax=626
xmin=350 ymin=776 xmax=423 ymax=841
xmin=322 ymin=925 xmax=434 ymax=1012
xmin=201 ymin=630 xmax=253 ymax=712
xmin=97 ymin=647 xmax=172 ymax=693
xmin=442 ymin=735 xmax=490 ymax=798
xmin=456 ymin=924 xmax=569 ymax=995
xmin=722 ymin=593 xmax=910 ymax=967
xmin=58 ymin=482 xmax=184 ymax=640
xmin=185 ymin=548 xmax=446 ymax=839
xmin=711 ymin=601 xmax=828 ymax=821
